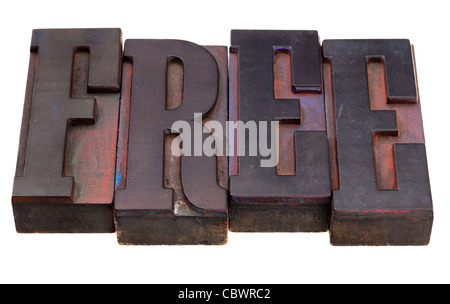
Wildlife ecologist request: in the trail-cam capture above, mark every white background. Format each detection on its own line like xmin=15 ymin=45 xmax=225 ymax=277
xmin=1 ymin=0 xmax=449 ymax=284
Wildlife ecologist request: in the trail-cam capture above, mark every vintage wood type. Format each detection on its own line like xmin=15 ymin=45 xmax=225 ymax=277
xmin=229 ymin=30 xmax=331 ymax=232
xmin=12 ymin=28 xmax=122 ymax=233
xmin=114 ymin=40 xmax=228 ymax=245
xmin=11 ymin=28 xmax=434 ymax=247
xmin=323 ymin=39 xmax=433 ymax=245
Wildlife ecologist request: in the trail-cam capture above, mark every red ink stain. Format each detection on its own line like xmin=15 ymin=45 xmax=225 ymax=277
xmin=339 ymin=209 xmax=419 ymax=214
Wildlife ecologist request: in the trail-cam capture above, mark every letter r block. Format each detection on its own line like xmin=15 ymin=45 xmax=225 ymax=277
xmin=114 ymin=40 xmax=229 ymax=245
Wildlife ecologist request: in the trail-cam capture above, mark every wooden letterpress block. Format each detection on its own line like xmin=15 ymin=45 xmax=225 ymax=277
xmin=323 ymin=39 xmax=433 ymax=245
xmin=12 ymin=29 xmax=122 ymax=232
xmin=114 ymin=40 xmax=228 ymax=245
xmin=229 ymin=30 xmax=331 ymax=232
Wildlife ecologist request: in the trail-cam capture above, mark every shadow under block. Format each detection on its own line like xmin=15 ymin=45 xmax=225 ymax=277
xmin=114 ymin=40 xmax=229 ymax=245
xmin=323 ymin=39 xmax=433 ymax=245
xmin=229 ymin=30 xmax=331 ymax=232
xmin=12 ymin=28 xmax=122 ymax=233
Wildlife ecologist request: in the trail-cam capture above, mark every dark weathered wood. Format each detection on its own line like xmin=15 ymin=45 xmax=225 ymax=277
xmin=114 ymin=40 xmax=228 ymax=245
xmin=11 ymin=28 xmax=434 ymax=247
xmin=323 ymin=39 xmax=433 ymax=245
xmin=12 ymin=28 xmax=122 ymax=233
xmin=229 ymin=30 xmax=331 ymax=232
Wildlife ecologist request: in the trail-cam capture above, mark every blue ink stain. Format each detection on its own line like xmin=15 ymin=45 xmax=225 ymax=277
xmin=53 ymin=105 xmax=59 ymax=117
xmin=115 ymin=173 xmax=122 ymax=187
xmin=135 ymin=86 xmax=139 ymax=89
